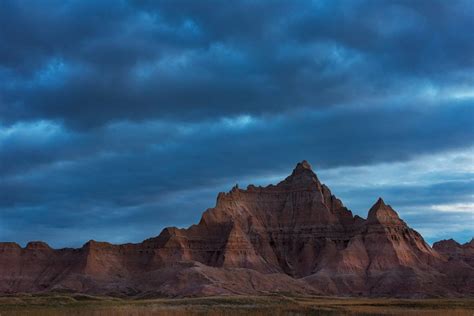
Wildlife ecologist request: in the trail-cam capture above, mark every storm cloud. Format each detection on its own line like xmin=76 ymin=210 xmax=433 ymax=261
xmin=1 ymin=0 xmax=473 ymax=247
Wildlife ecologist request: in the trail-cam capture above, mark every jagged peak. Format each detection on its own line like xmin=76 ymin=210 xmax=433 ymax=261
xmin=215 ymin=161 xmax=321 ymax=207
xmin=376 ymin=196 xmax=385 ymax=203
xmin=369 ymin=197 xmax=388 ymax=211
xmin=277 ymin=160 xmax=320 ymax=189
xmin=367 ymin=197 xmax=403 ymax=225
xmin=294 ymin=160 xmax=313 ymax=172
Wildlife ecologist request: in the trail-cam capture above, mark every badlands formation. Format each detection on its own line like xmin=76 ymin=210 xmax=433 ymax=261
xmin=1 ymin=161 xmax=473 ymax=297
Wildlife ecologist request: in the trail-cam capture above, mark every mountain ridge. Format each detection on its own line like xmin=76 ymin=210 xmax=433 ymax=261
xmin=1 ymin=161 xmax=473 ymax=297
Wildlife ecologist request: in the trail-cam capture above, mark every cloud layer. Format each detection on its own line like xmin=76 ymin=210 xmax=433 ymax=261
xmin=1 ymin=0 xmax=473 ymax=247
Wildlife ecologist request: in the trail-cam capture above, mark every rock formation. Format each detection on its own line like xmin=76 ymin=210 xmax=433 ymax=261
xmin=433 ymin=239 xmax=474 ymax=267
xmin=0 ymin=161 xmax=472 ymax=297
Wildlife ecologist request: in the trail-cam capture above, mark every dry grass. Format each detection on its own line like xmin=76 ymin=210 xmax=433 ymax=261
xmin=0 ymin=294 xmax=473 ymax=315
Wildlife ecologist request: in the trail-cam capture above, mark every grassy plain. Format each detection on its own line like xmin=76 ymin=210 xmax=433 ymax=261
xmin=0 ymin=294 xmax=473 ymax=315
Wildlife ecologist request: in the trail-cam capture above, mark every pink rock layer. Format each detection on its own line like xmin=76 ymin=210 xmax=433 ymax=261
xmin=1 ymin=161 xmax=473 ymax=297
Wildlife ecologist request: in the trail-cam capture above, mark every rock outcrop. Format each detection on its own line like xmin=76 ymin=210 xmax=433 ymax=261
xmin=0 ymin=161 xmax=472 ymax=297
xmin=433 ymin=239 xmax=474 ymax=267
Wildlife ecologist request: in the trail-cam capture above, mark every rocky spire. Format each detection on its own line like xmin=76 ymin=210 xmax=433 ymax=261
xmin=293 ymin=160 xmax=313 ymax=173
xmin=367 ymin=197 xmax=403 ymax=225
xmin=277 ymin=160 xmax=321 ymax=189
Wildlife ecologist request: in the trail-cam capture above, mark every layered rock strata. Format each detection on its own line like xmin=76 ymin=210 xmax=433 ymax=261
xmin=1 ymin=161 xmax=472 ymax=297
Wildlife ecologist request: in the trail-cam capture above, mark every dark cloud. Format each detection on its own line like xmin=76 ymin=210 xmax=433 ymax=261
xmin=2 ymin=100 xmax=473 ymax=183
xmin=1 ymin=0 xmax=473 ymax=246
xmin=1 ymin=0 xmax=473 ymax=128
xmin=2 ymin=101 xmax=473 ymax=246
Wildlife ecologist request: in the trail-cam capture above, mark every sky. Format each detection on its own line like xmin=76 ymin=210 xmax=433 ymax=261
xmin=0 ymin=0 xmax=473 ymax=248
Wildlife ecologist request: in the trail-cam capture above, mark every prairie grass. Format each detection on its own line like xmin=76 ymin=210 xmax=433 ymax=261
xmin=0 ymin=294 xmax=473 ymax=315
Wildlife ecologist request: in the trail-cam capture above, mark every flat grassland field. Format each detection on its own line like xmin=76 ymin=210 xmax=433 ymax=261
xmin=0 ymin=294 xmax=473 ymax=315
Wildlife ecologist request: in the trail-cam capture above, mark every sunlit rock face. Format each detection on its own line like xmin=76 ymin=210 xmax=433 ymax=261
xmin=0 ymin=161 xmax=472 ymax=297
